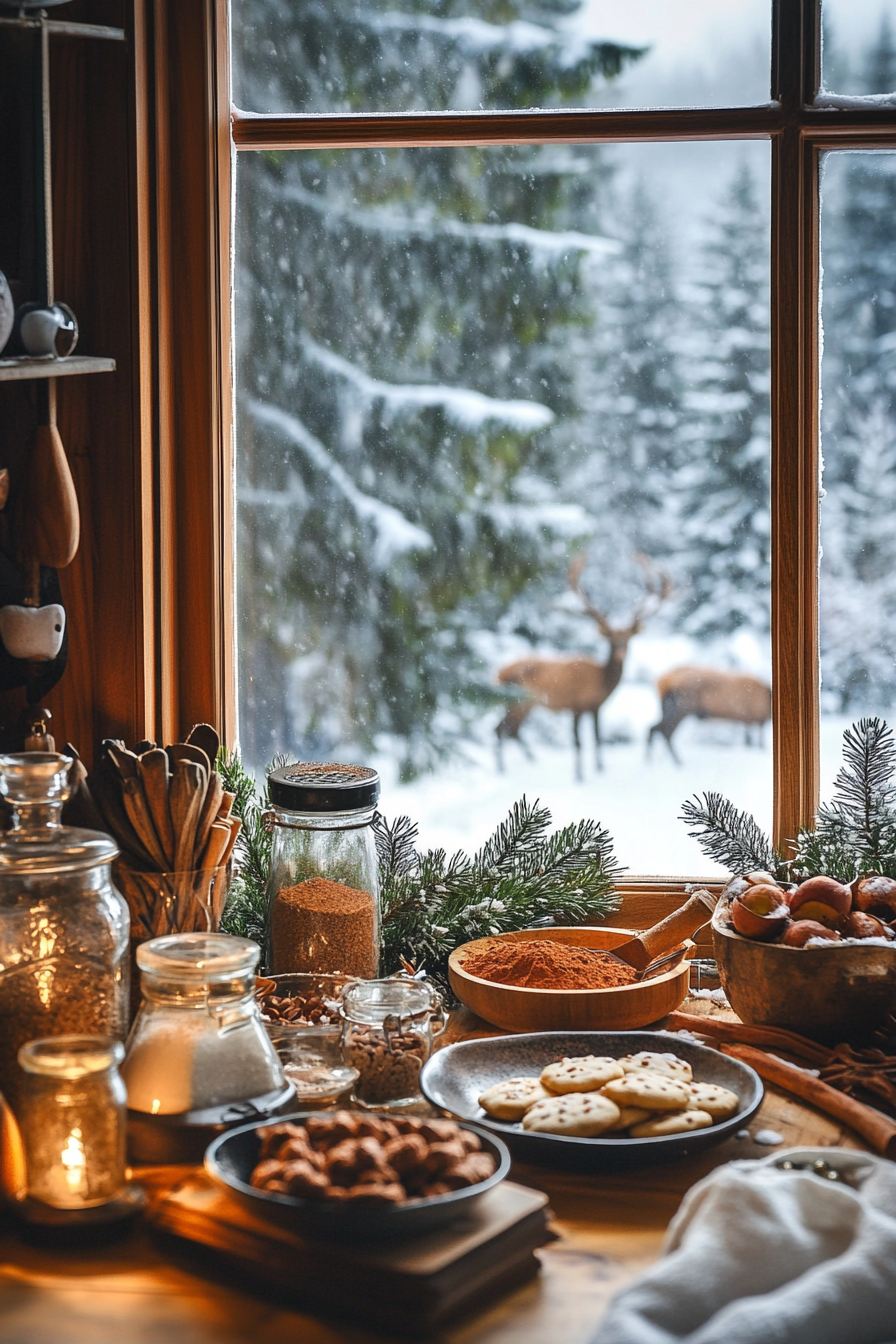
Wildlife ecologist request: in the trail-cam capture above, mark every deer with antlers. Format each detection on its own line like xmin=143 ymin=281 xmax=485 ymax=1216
xmin=495 ymin=553 xmax=672 ymax=778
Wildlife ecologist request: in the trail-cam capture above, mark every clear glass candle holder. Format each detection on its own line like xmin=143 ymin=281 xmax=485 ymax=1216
xmin=16 ymin=1035 xmax=127 ymax=1210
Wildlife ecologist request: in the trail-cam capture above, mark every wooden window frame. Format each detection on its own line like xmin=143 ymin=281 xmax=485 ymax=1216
xmin=152 ymin=0 xmax=896 ymax=857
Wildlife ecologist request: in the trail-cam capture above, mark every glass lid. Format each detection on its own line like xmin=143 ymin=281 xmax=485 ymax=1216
xmin=0 ymin=752 xmax=118 ymax=874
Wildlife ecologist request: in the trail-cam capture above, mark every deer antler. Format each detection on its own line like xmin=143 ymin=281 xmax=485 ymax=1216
xmin=631 ymin=553 xmax=674 ymax=627
xmin=568 ymin=551 xmax=613 ymax=636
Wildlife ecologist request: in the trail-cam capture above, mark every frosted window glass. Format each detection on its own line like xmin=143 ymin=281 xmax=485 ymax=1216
xmin=823 ymin=1 xmax=896 ymax=97
xmin=233 ymin=140 xmax=771 ymax=875
xmin=819 ymin=151 xmax=896 ymax=796
xmin=231 ymin=0 xmax=770 ymax=115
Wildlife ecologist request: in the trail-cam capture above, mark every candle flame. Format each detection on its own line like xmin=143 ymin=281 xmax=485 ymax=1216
xmin=61 ymin=1126 xmax=86 ymax=1192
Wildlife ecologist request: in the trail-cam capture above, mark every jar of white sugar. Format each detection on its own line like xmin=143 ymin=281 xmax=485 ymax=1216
xmin=121 ymin=933 xmax=294 ymax=1162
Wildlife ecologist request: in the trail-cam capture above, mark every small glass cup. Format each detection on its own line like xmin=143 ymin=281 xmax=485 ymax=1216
xmin=16 ymin=1035 xmax=127 ymax=1210
xmin=341 ymin=978 xmax=445 ymax=1109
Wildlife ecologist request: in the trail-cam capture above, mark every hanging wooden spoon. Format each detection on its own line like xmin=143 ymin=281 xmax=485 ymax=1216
xmin=17 ymin=381 xmax=79 ymax=598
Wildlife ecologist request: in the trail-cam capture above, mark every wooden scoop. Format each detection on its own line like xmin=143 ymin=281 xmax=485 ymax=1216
xmin=608 ymin=888 xmax=719 ymax=971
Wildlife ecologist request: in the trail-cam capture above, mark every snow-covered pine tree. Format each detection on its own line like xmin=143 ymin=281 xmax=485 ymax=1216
xmin=578 ymin=178 xmax=684 ymax=562
xmin=820 ymin=401 xmax=896 ymax=710
xmin=232 ymin=3 xmax=644 ymax=775
xmin=675 ymin=163 xmax=771 ymax=638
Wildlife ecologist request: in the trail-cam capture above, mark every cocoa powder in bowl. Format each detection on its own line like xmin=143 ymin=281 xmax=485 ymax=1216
xmin=271 ymin=876 xmax=377 ymax=978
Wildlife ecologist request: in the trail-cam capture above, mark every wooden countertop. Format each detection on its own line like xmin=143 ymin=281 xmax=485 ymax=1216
xmin=0 ymin=999 xmax=871 ymax=1344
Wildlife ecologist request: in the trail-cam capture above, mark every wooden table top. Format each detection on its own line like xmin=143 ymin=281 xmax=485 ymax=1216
xmin=0 ymin=998 xmax=870 ymax=1344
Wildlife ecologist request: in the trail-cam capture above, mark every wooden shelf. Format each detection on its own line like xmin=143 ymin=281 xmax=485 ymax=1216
xmin=0 ymin=355 xmax=116 ymax=382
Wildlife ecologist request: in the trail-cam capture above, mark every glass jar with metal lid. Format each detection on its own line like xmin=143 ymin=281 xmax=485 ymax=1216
xmin=122 ymin=932 xmax=293 ymax=1162
xmin=0 ymin=753 xmax=129 ymax=1117
xmin=264 ymin=762 xmax=380 ymax=979
xmin=341 ymin=977 xmax=445 ymax=1108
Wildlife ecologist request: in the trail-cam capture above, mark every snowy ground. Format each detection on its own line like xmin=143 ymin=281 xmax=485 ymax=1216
xmin=372 ymin=696 xmax=875 ymax=879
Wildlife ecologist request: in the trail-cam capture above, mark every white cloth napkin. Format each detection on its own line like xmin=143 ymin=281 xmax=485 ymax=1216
xmin=591 ymin=1147 xmax=896 ymax=1344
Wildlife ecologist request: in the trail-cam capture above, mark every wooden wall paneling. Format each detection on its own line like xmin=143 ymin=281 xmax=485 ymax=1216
xmin=44 ymin=2 xmax=154 ymax=764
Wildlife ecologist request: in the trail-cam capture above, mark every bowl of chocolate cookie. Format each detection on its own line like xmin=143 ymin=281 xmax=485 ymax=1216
xmin=421 ymin=1030 xmax=763 ymax=1169
xmin=205 ymin=1109 xmax=511 ymax=1237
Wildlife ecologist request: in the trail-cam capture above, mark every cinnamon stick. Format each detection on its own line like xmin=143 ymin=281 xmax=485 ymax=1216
xmin=664 ymin=1010 xmax=831 ymax=1066
xmin=720 ymin=1043 xmax=896 ymax=1158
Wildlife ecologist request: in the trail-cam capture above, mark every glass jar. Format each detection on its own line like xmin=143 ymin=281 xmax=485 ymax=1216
xmin=264 ymin=763 xmax=380 ymax=978
xmin=121 ymin=933 xmax=285 ymax=1116
xmin=16 ymin=1035 xmax=126 ymax=1209
xmin=258 ymin=972 xmax=358 ymax=1104
xmin=0 ymin=754 xmax=129 ymax=1117
xmin=341 ymin=978 xmax=445 ymax=1109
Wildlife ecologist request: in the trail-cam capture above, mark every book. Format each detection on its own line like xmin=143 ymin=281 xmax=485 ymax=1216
xmin=150 ymin=1173 xmax=551 ymax=1335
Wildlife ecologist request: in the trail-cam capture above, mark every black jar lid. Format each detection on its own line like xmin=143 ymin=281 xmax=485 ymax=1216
xmin=267 ymin=762 xmax=380 ymax=813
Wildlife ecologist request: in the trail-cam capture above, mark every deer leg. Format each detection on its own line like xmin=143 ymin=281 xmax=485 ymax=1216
xmin=572 ymin=713 xmax=583 ymax=781
xmin=495 ymin=700 xmax=535 ymax=771
xmin=593 ymin=709 xmax=603 ymax=772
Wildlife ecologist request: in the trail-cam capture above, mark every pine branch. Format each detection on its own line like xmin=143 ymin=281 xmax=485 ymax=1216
xmin=679 ymin=791 xmax=780 ymax=876
xmin=372 ymin=811 xmax=419 ymax=880
xmin=381 ymin=799 xmax=623 ymax=993
xmin=473 ymin=797 xmax=551 ymax=877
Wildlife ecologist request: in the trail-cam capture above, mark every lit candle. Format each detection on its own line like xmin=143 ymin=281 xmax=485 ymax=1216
xmin=16 ymin=1036 xmax=127 ymax=1211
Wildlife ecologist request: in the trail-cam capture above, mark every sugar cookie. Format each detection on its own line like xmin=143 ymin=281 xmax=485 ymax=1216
xmin=478 ymin=1077 xmax=552 ymax=1121
xmin=601 ymin=1071 xmax=691 ymax=1112
xmin=630 ymin=1109 xmax=713 ymax=1137
xmin=522 ymin=1092 xmax=621 ymax=1136
xmin=685 ymin=1082 xmax=740 ymax=1119
xmin=604 ymin=1105 xmax=654 ymax=1131
xmin=540 ymin=1055 xmax=624 ymax=1094
xmin=618 ymin=1051 xmax=693 ymax=1083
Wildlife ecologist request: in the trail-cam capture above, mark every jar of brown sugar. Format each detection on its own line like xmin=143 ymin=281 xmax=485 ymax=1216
xmin=264 ymin=763 xmax=380 ymax=979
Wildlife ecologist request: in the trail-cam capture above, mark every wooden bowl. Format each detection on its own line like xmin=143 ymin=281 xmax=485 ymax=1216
xmin=448 ymin=928 xmax=693 ymax=1033
xmin=712 ymin=901 xmax=896 ymax=1040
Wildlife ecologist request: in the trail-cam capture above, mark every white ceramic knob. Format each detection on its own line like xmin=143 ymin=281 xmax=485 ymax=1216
xmin=0 ymin=604 xmax=66 ymax=661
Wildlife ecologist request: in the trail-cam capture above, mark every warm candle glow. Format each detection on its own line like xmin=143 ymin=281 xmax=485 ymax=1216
xmin=61 ymin=1127 xmax=86 ymax=1193
xmin=17 ymin=1036 xmax=127 ymax=1210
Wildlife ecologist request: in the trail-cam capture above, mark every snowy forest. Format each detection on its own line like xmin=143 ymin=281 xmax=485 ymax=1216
xmin=230 ymin=2 xmax=896 ymax=867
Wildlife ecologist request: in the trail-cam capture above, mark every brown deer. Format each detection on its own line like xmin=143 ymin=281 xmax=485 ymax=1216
xmin=495 ymin=553 xmax=672 ymax=778
xmin=647 ymin=667 xmax=771 ymax=764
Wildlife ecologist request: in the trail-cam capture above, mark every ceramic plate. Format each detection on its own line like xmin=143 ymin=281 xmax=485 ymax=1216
xmin=205 ymin=1111 xmax=511 ymax=1239
xmin=421 ymin=1030 xmax=763 ymax=1170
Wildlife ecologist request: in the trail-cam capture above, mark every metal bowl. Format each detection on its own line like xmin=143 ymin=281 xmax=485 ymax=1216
xmin=205 ymin=1111 xmax=511 ymax=1239
xmin=421 ymin=1030 xmax=763 ymax=1171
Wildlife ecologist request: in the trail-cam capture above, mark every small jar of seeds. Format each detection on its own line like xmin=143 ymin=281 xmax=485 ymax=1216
xmin=264 ymin=763 xmax=380 ymax=978
xmin=340 ymin=978 xmax=445 ymax=1109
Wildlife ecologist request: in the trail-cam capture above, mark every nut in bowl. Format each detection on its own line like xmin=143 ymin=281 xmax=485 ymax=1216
xmin=448 ymin=928 xmax=695 ymax=1033
xmin=255 ymin=973 xmax=359 ymax=1104
xmin=205 ymin=1110 xmax=510 ymax=1237
xmin=713 ymin=873 xmax=896 ymax=1039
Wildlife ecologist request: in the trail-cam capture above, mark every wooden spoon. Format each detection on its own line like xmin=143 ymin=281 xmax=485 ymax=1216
xmin=608 ymin=889 xmax=719 ymax=971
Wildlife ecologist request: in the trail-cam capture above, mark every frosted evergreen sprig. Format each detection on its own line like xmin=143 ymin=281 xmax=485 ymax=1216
xmin=679 ymin=791 xmax=784 ymax=878
xmin=681 ymin=718 xmax=896 ymax=883
xmin=377 ymin=796 xmax=623 ymax=988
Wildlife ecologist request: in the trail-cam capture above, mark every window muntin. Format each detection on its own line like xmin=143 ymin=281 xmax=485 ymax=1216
xmin=230 ymin=0 xmax=771 ymax=116
xmin=819 ymin=149 xmax=896 ymax=796
xmin=234 ymin=140 xmax=771 ymax=873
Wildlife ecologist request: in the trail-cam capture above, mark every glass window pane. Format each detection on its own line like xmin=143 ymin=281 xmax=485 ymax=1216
xmin=820 ymin=151 xmax=896 ymax=796
xmin=232 ymin=0 xmax=770 ymax=115
xmin=234 ymin=140 xmax=771 ymax=876
xmin=822 ymin=1 xmax=896 ymax=96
